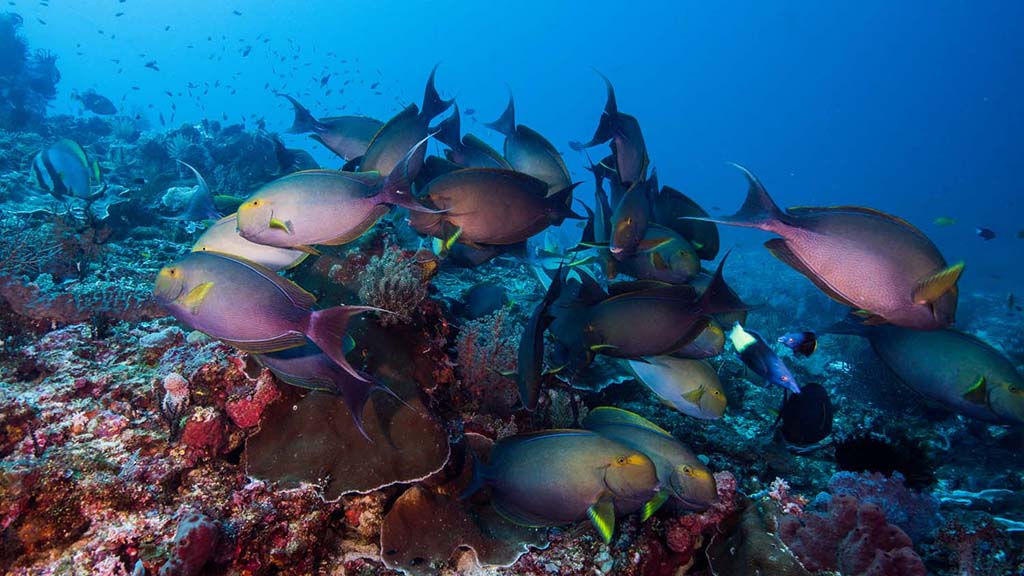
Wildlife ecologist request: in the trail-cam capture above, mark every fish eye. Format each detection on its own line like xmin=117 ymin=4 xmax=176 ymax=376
xmin=616 ymin=457 xmax=627 ymax=465
xmin=682 ymin=465 xmax=693 ymax=475
xmin=625 ymin=217 xmax=633 ymax=225
xmin=250 ymin=200 xmax=261 ymax=207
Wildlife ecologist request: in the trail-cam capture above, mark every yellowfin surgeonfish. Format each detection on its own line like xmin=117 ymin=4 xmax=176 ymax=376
xmin=627 ymin=357 xmax=727 ymax=420
xmin=191 ymin=214 xmax=309 ymax=272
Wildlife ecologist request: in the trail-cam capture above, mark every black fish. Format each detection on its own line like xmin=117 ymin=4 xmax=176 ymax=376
xmin=976 ymin=227 xmax=996 ymax=240
xmin=72 ymin=90 xmax=117 ymax=115
xmin=777 ymin=383 xmax=833 ymax=446
xmin=145 ymin=60 xmax=160 ymax=71
xmin=242 ymin=46 xmax=252 ymax=57
xmin=457 ymin=282 xmax=509 ymax=319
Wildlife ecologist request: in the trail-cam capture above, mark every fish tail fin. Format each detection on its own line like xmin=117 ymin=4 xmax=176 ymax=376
xmin=573 ymin=200 xmax=597 ymax=250
xmin=484 ymin=88 xmax=516 ymax=136
xmin=569 ymin=70 xmax=618 ymax=151
xmin=459 ymin=447 xmax=488 ymax=501
xmin=280 ymin=94 xmax=325 ymax=134
xmin=550 ymin=182 xmax=584 ymax=223
xmin=432 ymin=102 xmax=461 ymax=149
xmin=681 ymin=163 xmax=787 ymax=230
xmin=380 ymin=135 xmax=441 ymax=213
xmin=307 ymin=306 xmax=385 ymax=382
xmin=697 ymin=250 xmax=752 ymax=315
xmin=420 ymin=63 xmax=453 ymax=121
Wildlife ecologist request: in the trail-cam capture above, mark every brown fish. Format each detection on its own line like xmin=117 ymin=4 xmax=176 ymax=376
xmin=359 ymin=65 xmax=452 ymax=178
xmin=484 ymin=92 xmax=573 ymax=196
xmin=569 ymin=72 xmax=649 ymax=188
xmin=695 ymin=165 xmax=962 ymax=329
xmin=281 ymin=94 xmax=382 ymax=161
xmin=409 ymin=168 xmax=581 ymax=246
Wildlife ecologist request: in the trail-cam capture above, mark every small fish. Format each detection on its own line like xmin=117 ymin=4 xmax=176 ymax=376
xmin=241 ymin=45 xmax=251 ymax=57
xmin=31 ymin=139 xmax=102 ymax=200
xmin=72 ymin=89 xmax=117 ymax=115
xmin=461 ymin=429 xmax=660 ymax=544
xmin=933 ymin=216 xmax=956 ymax=226
xmin=976 ymin=227 xmax=996 ymax=240
xmin=584 ymin=407 xmax=717 ymax=512
xmin=778 ymin=331 xmax=818 ymax=357
xmin=457 ymin=282 xmax=509 ymax=320
xmin=464 ymin=107 xmax=476 ymax=115
xmin=154 ymin=252 xmax=383 ymax=380
xmin=232 ymin=9 xmax=242 ymax=15
xmin=729 ymin=322 xmax=800 ymax=394
xmin=777 ymin=382 xmax=833 ymax=446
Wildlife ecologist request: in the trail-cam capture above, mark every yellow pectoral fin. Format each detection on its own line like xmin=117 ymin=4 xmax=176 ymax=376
xmin=913 ymin=261 xmax=965 ymax=305
xmin=962 ymin=375 xmax=988 ymax=406
xmin=269 ymin=217 xmax=292 ymax=234
xmin=183 ymin=282 xmax=215 ymax=314
xmin=681 ymin=386 xmax=705 ymax=405
xmin=641 ymin=490 xmax=669 ymax=522
xmin=587 ymin=495 xmax=616 ymax=545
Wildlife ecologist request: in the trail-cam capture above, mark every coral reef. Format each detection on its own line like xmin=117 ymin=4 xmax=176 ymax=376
xmin=779 ymin=494 xmax=927 ymax=575
xmin=357 ymin=247 xmax=429 ymax=326
xmin=0 ymin=12 xmax=60 ymax=130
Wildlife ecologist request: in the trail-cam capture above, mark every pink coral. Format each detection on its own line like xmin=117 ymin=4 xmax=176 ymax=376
xmin=179 ymin=407 xmax=226 ymax=456
xmin=224 ymin=369 xmax=280 ymax=428
xmin=159 ymin=512 xmax=220 ymax=576
xmin=779 ymin=494 xmax=926 ymax=576
xmin=664 ymin=471 xmax=738 ymax=566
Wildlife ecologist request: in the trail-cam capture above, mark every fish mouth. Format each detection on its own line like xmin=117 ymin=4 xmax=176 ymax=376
xmin=609 ymin=246 xmax=624 ymax=255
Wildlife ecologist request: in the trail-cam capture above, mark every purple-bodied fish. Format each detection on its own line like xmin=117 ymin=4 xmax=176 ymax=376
xmin=281 ymin=94 xmax=383 ymax=161
xmin=695 ymin=165 xmax=963 ymax=329
xmin=236 ymin=138 xmax=437 ymax=252
xmin=462 ymin=429 xmax=660 ymax=544
xmin=153 ymin=252 xmax=382 ymax=380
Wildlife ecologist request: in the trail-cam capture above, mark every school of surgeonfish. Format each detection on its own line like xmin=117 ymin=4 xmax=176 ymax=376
xmin=130 ymin=64 xmax=1024 ymax=544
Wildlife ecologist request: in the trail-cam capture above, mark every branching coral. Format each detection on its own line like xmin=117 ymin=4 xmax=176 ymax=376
xmin=357 ymin=247 xmax=428 ymax=326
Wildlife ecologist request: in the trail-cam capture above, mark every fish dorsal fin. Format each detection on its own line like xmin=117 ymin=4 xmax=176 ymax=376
xmin=183 ymin=281 xmax=215 ymax=314
xmin=587 ymin=493 xmax=616 ymax=544
xmin=463 ymin=133 xmax=511 ymax=168
xmin=210 ymin=252 xmax=317 ymax=309
xmin=366 ymin=104 xmax=419 ymax=148
xmin=962 ymin=375 xmax=989 ymax=406
xmin=583 ymin=407 xmax=673 ymax=439
xmin=913 ymin=261 xmax=965 ymax=304
xmin=788 ymin=205 xmax=930 ymax=240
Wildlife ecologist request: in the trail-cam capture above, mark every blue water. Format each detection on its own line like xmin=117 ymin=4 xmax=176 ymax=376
xmin=17 ymin=0 xmax=1022 ymax=295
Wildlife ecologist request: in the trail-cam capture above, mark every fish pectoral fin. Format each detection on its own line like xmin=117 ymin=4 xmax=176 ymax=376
xmin=912 ymin=261 xmax=965 ymax=304
xmin=587 ymin=494 xmax=616 ymax=545
xmin=962 ymin=375 xmax=988 ymax=406
xmin=641 ymin=490 xmax=669 ymax=522
xmin=650 ymin=251 xmax=669 ymax=270
xmin=269 ymin=217 xmax=293 ymax=234
xmin=182 ymin=281 xmax=215 ymax=314
xmin=681 ymin=386 xmax=705 ymax=405
xmin=589 ymin=343 xmax=618 ymax=352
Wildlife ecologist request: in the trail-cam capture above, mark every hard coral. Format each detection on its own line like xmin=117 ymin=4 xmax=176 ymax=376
xmin=779 ymin=494 xmax=926 ymax=576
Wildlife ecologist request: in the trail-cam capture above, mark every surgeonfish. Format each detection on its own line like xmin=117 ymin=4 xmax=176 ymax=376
xmin=484 ymin=91 xmax=574 ymax=196
xmin=191 ymin=214 xmax=308 ymax=272
xmin=432 ymin=102 xmax=510 ymax=169
xmin=692 ymin=164 xmax=963 ymax=330
xmin=462 ymin=429 xmax=660 ymax=544
xmin=828 ymin=320 xmax=1024 ymax=425
xmin=408 ymin=168 xmax=582 ymax=246
xmin=281 ymin=94 xmax=382 ymax=161
xmin=627 ymin=357 xmax=727 ymax=420
xmin=153 ymin=251 xmax=384 ymax=380
xmin=236 ymin=138 xmax=439 ymax=253
xmin=570 ymin=72 xmax=649 ymax=188
xmin=583 ymin=407 xmax=717 ymax=512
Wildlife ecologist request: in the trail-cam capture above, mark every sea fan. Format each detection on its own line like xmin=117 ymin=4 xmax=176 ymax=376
xmin=25 ymin=49 xmax=59 ymax=99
